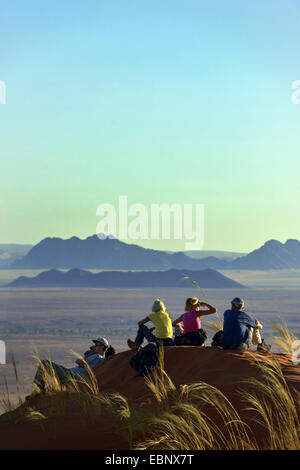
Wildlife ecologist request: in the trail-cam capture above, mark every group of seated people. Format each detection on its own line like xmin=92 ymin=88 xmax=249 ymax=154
xmin=28 ymin=296 xmax=270 ymax=399
xmin=127 ymin=296 xmax=270 ymax=352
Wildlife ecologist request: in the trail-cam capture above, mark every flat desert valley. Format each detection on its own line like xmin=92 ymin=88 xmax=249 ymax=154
xmin=0 ymin=268 xmax=299 ymax=409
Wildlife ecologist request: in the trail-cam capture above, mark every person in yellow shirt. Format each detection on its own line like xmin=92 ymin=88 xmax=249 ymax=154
xmin=127 ymin=299 xmax=174 ymax=351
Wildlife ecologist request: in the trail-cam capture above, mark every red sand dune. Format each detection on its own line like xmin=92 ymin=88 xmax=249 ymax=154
xmin=0 ymin=347 xmax=299 ymax=450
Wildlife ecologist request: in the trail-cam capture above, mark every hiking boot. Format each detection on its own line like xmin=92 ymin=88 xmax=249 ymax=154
xmin=257 ymin=339 xmax=271 ymax=353
xmin=127 ymin=338 xmax=138 ymax=351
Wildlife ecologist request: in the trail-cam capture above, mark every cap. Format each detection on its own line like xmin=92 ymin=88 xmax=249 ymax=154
xmin=231 ymin=297 xmax=244 ymax=309
xmin=92 ymin=337 xmax=109 ymax=347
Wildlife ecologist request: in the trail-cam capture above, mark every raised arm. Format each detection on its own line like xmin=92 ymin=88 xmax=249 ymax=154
xmin=138 ymin=316 xmax=151 ymax=327
xmin=197 ymin=302 xmax=217 ymax=317
xmin=172 ymin=314 xmax=184 ymax=327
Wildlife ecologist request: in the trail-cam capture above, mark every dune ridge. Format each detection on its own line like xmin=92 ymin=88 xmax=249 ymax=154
xmin=0 ymin=347 xmax=299 ymax=450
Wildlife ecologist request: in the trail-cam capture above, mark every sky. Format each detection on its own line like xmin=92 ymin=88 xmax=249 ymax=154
xmin=1 ymin=0 xmax=300 ymax=252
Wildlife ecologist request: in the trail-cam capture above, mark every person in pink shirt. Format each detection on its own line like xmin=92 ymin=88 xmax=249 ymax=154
xmin=172 ymin=297 xmax=217 ymax=346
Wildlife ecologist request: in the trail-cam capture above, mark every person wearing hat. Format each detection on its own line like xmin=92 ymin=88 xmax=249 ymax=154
xmin=220 ymin=298 xmax=270 ymax=351
xmin=172 ymin=297 xmax=217 ymax=345
xmin=84 ymin=338 xmax=115 ymax=360
xmin=28 ymin=337 xmax=109 ymax=397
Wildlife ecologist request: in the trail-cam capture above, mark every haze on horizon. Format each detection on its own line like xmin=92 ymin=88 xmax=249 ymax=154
xmin=1 ymin=1 xmax=300 ymax=253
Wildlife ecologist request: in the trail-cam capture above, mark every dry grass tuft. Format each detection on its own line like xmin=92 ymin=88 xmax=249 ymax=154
xmin=134 ymin=350 xmax=255 ymax=450
xmin=268 ymin=319 xmax=299 ymax=356
xmin=239 ymin=353 xmax=300 ymax=450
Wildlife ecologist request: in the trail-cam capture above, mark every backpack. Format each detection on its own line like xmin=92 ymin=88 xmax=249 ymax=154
xmin=130 ymin=342 xmax=160 ymax=376
xmin=174 ymin=328 xmax=207 ymax=346
xmin=211 ymin=330 xmax=223 ymax=347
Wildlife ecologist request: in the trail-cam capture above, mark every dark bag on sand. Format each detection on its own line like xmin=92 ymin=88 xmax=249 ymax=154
xmin=211 ymin=330 xmax=223 ymax=347
xmin=130 ymin=342 xmax=159 ymax=376
xmin=174 ymin=328 xmax=207 ymax=346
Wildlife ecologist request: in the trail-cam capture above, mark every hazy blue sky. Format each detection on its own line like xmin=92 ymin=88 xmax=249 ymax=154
xmin=1 ymin=0 xmax=300 ymax=252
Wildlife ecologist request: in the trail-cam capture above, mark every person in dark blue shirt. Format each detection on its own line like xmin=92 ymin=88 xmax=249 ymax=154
xmin=220 ymin=297 xmax=268 ymax=351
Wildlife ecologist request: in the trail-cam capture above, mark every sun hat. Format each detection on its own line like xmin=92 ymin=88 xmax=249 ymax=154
xmin=92 ymin=337 xmax=109 ymax=347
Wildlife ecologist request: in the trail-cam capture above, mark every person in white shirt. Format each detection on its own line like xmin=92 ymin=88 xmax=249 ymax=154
xmin=28 ymin=337 xmax=109 ymax=397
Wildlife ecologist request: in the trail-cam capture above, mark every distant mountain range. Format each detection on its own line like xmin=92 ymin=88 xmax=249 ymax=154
xmin=8 ymin=268 xmax=245 ymax=288
xmin=228 ymin=239 xmax=300 ymax=270
xmin=10 ymin=235 xmax=209 ymax=270
xmin=0 ymin=244 xmax=33 ymax=255
xmin=169 ymin=250 xmax=246 ymax=260
xmin=0 ymin=244 xmax=33 ymax=267
xmin=6 ymin=236 xmax=300 ymax=271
